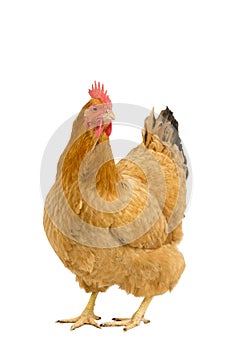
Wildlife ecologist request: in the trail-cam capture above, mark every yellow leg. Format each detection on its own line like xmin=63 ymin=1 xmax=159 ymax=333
xmin=57 ymin=292 xmax=101 ymax=330
xmin=101 ymin=296 xmax=153 ymax=331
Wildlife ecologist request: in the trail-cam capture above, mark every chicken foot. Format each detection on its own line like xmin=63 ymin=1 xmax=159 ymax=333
xmin=57 ymin=292 xmax=101 ymax=330
xmin=101 ymin=296 xmax=153 ymax=331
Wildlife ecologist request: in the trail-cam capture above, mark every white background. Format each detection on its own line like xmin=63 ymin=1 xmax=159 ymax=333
xmin=1 ymin=1 xmax=233 ymax=349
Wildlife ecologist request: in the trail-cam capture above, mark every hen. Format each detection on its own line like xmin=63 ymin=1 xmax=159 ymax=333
xmin=43 ymin=82 xmax=187 ymax=331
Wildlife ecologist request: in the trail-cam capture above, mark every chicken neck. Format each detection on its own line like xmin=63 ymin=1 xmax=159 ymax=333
xmin=60 ymin=129 xmax=121 ymax=211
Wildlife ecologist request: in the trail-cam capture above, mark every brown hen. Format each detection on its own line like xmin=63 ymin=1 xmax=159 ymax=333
xmin=43 ymin=82 xmax=187 ymax=331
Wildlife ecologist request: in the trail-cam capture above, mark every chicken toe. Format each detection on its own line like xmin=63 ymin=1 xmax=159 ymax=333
xmin=71 ymin=316 xmax=101 ymax=330
xmin=101 ymin=316 xmax=149 ymax=331
xmin=113 ymin=317 xmax=150 ymax=324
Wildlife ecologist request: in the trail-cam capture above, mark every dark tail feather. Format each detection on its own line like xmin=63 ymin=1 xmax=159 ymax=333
xmin=143 ymin=107 xmax=188 ymax=178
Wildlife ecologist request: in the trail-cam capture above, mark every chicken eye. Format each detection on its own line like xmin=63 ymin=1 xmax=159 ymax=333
xmin=93 ymin=107 xmax=98 ymax=111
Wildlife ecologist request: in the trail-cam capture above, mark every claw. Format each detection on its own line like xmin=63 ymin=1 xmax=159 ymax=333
xmin=93 ymin=315 xmax=101 ymax=320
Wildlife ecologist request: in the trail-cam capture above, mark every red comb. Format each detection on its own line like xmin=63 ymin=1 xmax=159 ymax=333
xmin=88 ymin=81 xmax=112 ymax=105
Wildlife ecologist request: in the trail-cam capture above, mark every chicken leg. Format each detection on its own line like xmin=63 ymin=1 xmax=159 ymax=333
xmin=101 ymin=296 xmax=153 ymax=331
xmin=57 ymin=292 xmax=101 ymax=330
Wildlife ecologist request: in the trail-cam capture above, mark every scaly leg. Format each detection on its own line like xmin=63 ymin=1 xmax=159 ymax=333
xmin=57 ymin=292 xmax=101 ymax=330
xmin=101 ymin=296 xmax=153 ymax=331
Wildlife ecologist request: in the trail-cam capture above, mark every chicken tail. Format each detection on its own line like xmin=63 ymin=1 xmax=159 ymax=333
xmin=143 ymin=107 xmax=188 ymax=178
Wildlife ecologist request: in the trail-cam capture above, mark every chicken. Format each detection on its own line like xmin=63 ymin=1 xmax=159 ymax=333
xmin=43 ymin=81 xmax=187 ymax=331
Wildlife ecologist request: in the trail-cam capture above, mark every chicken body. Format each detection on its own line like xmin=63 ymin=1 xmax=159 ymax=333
xmin=43 ymin=95 xmax=187 ymax=331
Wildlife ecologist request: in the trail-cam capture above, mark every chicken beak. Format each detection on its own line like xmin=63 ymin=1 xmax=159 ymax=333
xmin=105 ymin=110 xmax=115 ymax=121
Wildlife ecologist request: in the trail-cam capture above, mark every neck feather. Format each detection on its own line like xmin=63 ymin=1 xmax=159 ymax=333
xmin=59 ymin=130 xmax=120 ymax=210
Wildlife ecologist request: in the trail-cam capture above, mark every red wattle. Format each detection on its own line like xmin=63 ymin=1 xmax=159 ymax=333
xmin=105 ymin=123 xmax=112 ymax=136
